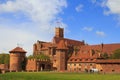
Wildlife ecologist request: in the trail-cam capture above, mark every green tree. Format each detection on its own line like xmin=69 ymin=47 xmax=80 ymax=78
xmin=110 ymin=49 xmax=120 ymax=59
xmin=0 ymin=53 xmax=10 ymax=64
xmin=101 ymin=53 xmax=109 ymax=59
xmin=21 ymin=57 xmax=27 ymax=71
xmin=27 ymin=54 xmax=50 ymax=60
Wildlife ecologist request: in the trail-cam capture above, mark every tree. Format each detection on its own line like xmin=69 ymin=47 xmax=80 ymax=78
xmin=21 ymin=57 xmax=27 ymax=71
xmin=27 ymin=54 xmax=50 ymax=60
xmin=110 ymin=49 xmax=120 ymax=59
xmin=101 ymin=53 xmax=109 ymax=59
xmin=0 ymin=53 xmax=10 ymax=64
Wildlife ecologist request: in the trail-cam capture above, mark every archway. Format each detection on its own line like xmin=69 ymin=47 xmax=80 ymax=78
xmin=40 ymin=64 xmax=45 ymax=71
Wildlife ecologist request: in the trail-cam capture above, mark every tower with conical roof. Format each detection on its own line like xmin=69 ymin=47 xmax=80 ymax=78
xmin=9 ymin=47 xmax=27 ymax=72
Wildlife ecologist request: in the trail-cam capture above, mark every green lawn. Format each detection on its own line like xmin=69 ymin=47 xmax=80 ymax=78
xmin=0 ymin=72 xmax=120 ymax=80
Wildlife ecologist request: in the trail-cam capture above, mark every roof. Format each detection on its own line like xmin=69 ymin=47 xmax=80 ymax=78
xmin=36 ymin=40 xmax=56 ymax=49
xmin=68 ymin=43 xmax=120 ymax=62
xmin=68 ymin=57 xmax=96 ymax=63
xmin=96 ymin=59 xmax=120 ymax=63
xmin=9 ymin=47 xmax=27 ymax=53
xmin=78 ymin=43 xmax=120 ymax=55
xmin=53 ymin=37 xmax=84 ymax=46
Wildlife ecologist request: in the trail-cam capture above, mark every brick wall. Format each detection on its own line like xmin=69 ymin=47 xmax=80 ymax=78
xmin=26 ymin=59 xmax=37 ymax=71
xmin=0 ymin=64 xmax=9 ymax=70
xmin=96 ymin=63 xmax=120 ymax=73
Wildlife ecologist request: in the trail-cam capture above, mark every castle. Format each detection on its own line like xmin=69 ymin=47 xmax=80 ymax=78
xmin=1 ymin=27 xmax=120 ymax=73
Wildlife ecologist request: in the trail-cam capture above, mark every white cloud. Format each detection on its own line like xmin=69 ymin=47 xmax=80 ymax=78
xmin=0 ymin=26 xmax=39 ymax=55
xmin=92 ymin=0 xmax=120 ymax=26
xmin=91 ymin=0 xmax=120 ymax=15
xmin=100 ymin=0 xmax=120 ymax=25
xmin=75 ymin=4 xmax=83 ymax=12
xmin=0 ymin=0 xmax=67 ymax=55
xmin=96 ymin=31 xmax=106 ymax=37
xmin=82 ymin=27 xmax=93 ymax=32
xmin=104 ymin=0 xmax=120 ymax=15
xmin=0 ymin=0 xmax=67 ymax=29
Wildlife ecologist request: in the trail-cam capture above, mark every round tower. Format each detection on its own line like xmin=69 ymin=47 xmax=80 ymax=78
xmin=9 ymin=47 xmax=26 ymax=72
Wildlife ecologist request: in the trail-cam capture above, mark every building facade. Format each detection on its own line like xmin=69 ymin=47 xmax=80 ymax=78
xmin=32 ymin=27 xmax=120 ymax=73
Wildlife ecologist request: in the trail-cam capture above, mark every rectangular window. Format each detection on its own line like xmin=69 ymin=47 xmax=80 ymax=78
xmin=79 ymin=64 xmax=81 ymax=66
xmin=74 ymin=64 xmax=76 ymax=66
xmin=90 ymin=64 xmax=92 ymax=66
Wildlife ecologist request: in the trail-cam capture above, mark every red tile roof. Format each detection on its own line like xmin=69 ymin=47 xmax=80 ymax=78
xmin=53 ymin=37 xmax=84 ymax=46
xmin=68 ymin=57 xmax=96 ymax=63
xmin=68 ymin=43 xmax=120 ymax=62
xmin=96 ymin=59 xmax=120 ymax=63
xmin=83 ymin=43 xmax=120 ymax=54
xmin=9 ymin=47 xmax=27 ymax=53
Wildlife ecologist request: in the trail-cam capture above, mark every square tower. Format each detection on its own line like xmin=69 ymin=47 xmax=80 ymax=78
xmin=55 ymin=27 xmax=64 ymax=38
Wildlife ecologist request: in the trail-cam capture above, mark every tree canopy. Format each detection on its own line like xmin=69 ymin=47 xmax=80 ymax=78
xmin=0 ymin=53 xmax=10 ymax=64
xmin=110 ymin=49 xmax=120 ymax=59
xmin=27 ymin=54 xmax=50 ymax=60
xmin=100 ymin=52 xmax=109 ymax=59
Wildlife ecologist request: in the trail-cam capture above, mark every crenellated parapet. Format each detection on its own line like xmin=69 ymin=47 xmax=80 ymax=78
xmin=26 ymin=58 xmax=52 ymax=72
xmin=28 ymin=58 xmax=51 ymax=63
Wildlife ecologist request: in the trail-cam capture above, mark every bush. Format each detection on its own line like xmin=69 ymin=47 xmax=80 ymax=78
xmin=110 ymin=49 xmax=120 ymax=59
xmin=0 ymin=53 xmax=10 ymax=64
xmin=27 ymin=54 xmax=50 ymax=60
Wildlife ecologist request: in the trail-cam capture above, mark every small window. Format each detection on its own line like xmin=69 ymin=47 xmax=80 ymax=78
xmin=74 ymin=64 xmax=76 ymax=66
xmin=79 ymin=68 xmax=81 ymax=71
xmin=79 ymin=64 xmax=81 ymax=66
xmin=112 ymin=70 xmax=115 ymax=72
xmin=90 ymin=64 xmax=92 ymax=66
xmin=75 ymin=59 xmax=77 ymax=61
xmin=79 ymin=59 xmax=82 ymax=61
xmin=100 ymin=70 xmax=103 ymax=72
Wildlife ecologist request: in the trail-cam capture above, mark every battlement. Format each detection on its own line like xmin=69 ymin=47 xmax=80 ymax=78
xmin=27 ymin=59 xmax=50 ymax=62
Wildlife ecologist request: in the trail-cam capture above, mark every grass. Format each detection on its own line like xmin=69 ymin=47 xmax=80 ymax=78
xmin=0 ymin=72 xmax=120 ymax=80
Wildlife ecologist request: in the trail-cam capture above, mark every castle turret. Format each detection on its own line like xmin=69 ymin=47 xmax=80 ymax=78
xmin=9 ymin=47 xmax=27 ymax=72
xmin=55 ymin=27 xmax=64 ymax=38
xmin=56 ymin=40 xmax=68 ymax=71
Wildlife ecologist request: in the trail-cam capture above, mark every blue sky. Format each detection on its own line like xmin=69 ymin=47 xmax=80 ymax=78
xmin=61 ymin=0 xmax=120 ymax=44
xmin=0 ymin=0 xmax=120 ymax=55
